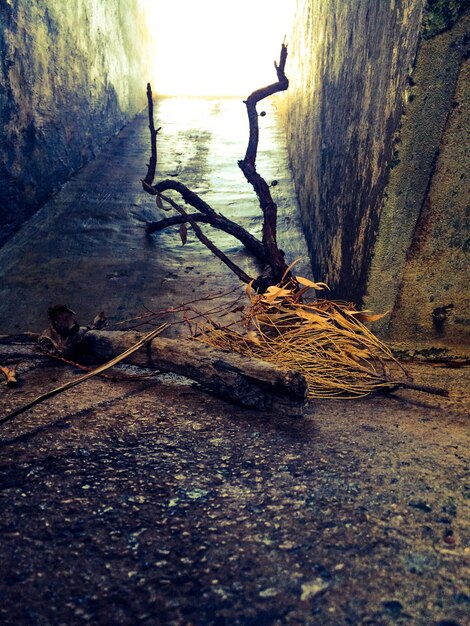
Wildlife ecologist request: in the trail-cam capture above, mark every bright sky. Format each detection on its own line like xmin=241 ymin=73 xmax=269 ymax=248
xmin=150 ymin=0 xmax=295 ymax=96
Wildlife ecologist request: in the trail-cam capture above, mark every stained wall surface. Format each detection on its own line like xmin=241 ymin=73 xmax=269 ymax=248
xmin=282 ymin=0 xmax=424 ymax=304
xmin=366 ymin=12 xmax=470 ymax=347
xmin=283 ymin=0 xmax=469 ymax=349
xmin=0 ymin=0 xmax=155 ymax=245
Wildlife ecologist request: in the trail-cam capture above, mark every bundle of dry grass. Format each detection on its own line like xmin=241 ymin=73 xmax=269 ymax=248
xmin=199 ymin=266 xmax=410 ymax=399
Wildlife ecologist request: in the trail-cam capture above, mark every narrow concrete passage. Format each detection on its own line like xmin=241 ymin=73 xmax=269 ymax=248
xmin=0 ymin=97 xmax=309 ymax=334
xmin=1 ymin=98 xmax=469 ymax=626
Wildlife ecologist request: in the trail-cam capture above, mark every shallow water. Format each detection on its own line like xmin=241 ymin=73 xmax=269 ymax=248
xmin=0 ymin=96 xmax=310 ymax=335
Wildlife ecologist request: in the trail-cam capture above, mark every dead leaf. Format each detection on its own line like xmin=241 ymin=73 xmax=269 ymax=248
xmin=295 ymin=276 xmax=329 ymax=290
xmin=348 ymin=311 xmax=389 ymax=323
xmin=90 ymin=312 xmax=107 ymax=329
xmin=1 ymin=366 xmax=18 ymax=387
xmin=48 ymin=304 xmax=78 ymax=336
xmin=281 ymin=257 xmax=302 ymax=282
xmin=246 ymin=331 xmax=261 ymax=345
xmin=179 ymin=223 xmax=188 ymax=245
xmin=295 ymin=309 xmax=329 ymax=325
xmin=262 ymin=286 xmax=295 ymax=303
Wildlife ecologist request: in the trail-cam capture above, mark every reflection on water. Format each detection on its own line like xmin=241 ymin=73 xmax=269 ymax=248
xmin=154 ymin=96 xmax=310 ymax=270
xmin=0 ymin=96 xmax=310 ymax=334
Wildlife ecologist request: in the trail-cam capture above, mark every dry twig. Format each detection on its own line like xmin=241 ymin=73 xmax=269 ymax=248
xmin=0 ymin=324 xmax=169 ymax=427
xmin=142 ymin=43 xmax=291 ymax=291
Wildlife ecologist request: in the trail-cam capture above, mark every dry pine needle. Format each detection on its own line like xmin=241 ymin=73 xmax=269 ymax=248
xmin=199 ymin=278 xmax=408 ymax=399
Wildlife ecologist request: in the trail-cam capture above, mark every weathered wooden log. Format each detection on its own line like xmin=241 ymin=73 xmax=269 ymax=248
xmin=80 ymin=330 xmax=308 ymax=417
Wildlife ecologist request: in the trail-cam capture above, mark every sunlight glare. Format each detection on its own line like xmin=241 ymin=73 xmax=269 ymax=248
xmin=150 ymin=0 xmax=295 ymax=96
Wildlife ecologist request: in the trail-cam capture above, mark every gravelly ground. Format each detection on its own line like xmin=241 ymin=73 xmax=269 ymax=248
xmin=0 ymin=351 xmax=468 ymax=626
xmin=0 ymin=97 xmax=468 ymax=625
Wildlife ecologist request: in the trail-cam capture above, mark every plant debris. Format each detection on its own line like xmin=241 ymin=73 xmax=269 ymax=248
xmin=0 ymin=365 xmax=18 ymax=387
xmin=142 ymin=43 xmax=292 ymax=291
xmin=0 ymin=324 xmax=169 ymax=426
xmin=198 ymin=269 xmax=448 ymax=399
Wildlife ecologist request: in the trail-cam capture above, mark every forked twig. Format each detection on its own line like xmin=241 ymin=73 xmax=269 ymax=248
xmin=238 ymin=42 xmax=289 ymax=284
xmin=142 ymin=43 xmax=291 ymax=291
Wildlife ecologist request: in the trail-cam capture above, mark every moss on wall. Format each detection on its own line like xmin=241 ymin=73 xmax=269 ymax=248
xmin=422 ymin=0 xmax=469 ymax=38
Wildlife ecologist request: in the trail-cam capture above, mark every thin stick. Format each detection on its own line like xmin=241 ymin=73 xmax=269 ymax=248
xmin=44 ymin=352 xmax=158 ymax=382
xmin=398 ymin=381 xmax=449 ymax=397
xmin=0 ymin=324 xmax=169 ymax=427
xmin=143 ymin=83 xmax=161 ymax=186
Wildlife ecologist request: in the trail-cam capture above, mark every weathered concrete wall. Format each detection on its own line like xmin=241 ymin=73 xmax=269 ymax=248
xmin=283 ymin=0 xmax=469 ymax=349
xmin=365 ymin=12 xmax=470 ymax=347
xmin=0 ymin=0 xmax=155 ymax=245
xmin=282 ymin=0 xmax=424 ymax=304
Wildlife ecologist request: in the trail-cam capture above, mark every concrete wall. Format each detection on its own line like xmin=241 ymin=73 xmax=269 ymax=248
xmin=0 ymin=0 xmax=155 ymax=245
xmin=365 ymin=11 xmax=469 ymax=348
xmin=283 ymin=0 xmax=469 ymax=349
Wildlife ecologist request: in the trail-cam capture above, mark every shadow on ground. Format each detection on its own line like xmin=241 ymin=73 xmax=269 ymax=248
xmin=0 ymin=352 xmax=469 ymax=625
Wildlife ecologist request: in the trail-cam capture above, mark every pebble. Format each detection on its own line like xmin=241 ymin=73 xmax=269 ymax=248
xmin=300 ymin=578 xmax=330 ymax=601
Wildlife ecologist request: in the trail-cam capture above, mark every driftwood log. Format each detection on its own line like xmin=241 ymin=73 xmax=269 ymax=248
xmin=80 ymin=330 xmax=308 ymax=417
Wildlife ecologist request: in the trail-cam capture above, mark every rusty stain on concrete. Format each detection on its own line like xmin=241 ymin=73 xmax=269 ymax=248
xmin=388 ymin=55 xmax=470 ymax=346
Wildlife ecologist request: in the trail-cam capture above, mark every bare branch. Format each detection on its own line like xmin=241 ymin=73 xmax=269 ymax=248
xmin=238 ymin=43 xmax=290 ymax=283
xmin=140 ymin=43 xmax=291 ymax=291
xmin=241 ymin=43 xmax=289 ymax=171
xmin=160 ymin=194 xmax=254 ymax=284
xmin=143 ymin=83 xmax=161 ymax=186
xmin=146 ymin=202 xmax=266 ymax=261
xmin=150 ymin=179 xmax=216 ymax=216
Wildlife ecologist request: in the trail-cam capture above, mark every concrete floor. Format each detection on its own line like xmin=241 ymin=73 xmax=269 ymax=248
xmin=0 ymin=354 xmax=468 ymax=626
xmin=0 ymin=96 xmax=309 ymax=335
xmin=0 ymin=99 xmax=469 ymax=625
